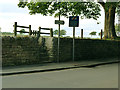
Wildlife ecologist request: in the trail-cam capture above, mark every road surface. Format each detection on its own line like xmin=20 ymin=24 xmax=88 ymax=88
xmin=2 ymin=63 xmax=118 ymax=88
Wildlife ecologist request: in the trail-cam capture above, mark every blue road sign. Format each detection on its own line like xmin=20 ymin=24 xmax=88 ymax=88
xmin=69 ymin=16 xmax=79 ymax=27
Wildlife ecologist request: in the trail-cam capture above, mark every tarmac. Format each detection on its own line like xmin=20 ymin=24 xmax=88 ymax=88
xmin=1 ymin=58 xmax=120 ymax=76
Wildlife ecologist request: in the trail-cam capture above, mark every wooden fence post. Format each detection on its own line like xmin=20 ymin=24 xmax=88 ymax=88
xmin=29 ymin=25 xmax=31 ymax=36
xmin=39 ymin=27 xmax=41 ymax=37
xmin=50 ymin=28 xmax=53 ymax=37
xmin=101 ymin=29 xmax=103 ymax=40
xmin=81 ymin=29 xmax=83 ymax=39
xmin=33 ymin=30 xmax=35 ymax=35
xmin=35 ymin=31 xmax=37 ymax=36
xmin=14 ymin=22 xmax=17 ymax=36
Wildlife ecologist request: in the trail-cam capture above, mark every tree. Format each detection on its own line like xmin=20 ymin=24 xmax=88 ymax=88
xmin=115 ymin=23 xmax=120 ymax=36
xmin=18 ymin=1 xmax=101 ymax=19
xmin=2 ymin=32 xmax=14 ymax=36
xmin=19 ymin=29 xmax=25 ymax=34
xmin=53 ymin=29 xmax=66 ymax=36
xmin=98 ymin=0 xmax=120 ymax=39
xmin=115 ymin=23 xmax=120 ymax=32
xmin=89 ymin=31 xmax=97 ymax=37
xmin=18 ymin=0 xmax=120 ymax=39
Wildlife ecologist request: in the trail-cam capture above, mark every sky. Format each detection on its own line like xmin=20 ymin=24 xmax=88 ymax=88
xmin=0 ymin=0 xmax=119 ymax=38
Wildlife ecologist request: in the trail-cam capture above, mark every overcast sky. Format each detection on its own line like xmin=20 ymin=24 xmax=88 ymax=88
xmin=0 ymin=0 xmax=119 ymax=38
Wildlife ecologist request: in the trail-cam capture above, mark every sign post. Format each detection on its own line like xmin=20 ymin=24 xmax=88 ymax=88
xmin=69 ymin=16 xmax=79 ymax=62
xmin=58 ymin=15 xmax=60 ymax=63
xmin=73 ymin=27 xmax=75 ymax=61
xmin=55 ymin=18 xmax=65 ymax=63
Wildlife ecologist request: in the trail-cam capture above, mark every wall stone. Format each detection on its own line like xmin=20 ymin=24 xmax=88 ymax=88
xmin=2 ymin=36 xmax=120 ymax=67
xmin=2 ymin=37 xmax=49 ymax=66
xmin=52 ymin=38 xmax=120 ymax=62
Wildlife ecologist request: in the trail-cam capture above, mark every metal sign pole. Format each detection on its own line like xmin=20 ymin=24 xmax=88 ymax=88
xmin=54 ymin=2 xmax=65 ymax=63
xmin=73 ymin=27 xmax=75 ymax=62
xmin=58 ymin=15 xmax=60 ymax=63
xmin=69 ymin=16 xmax=79 ymax=62
xmin=57 ymin=6 xmax=60 ymax=63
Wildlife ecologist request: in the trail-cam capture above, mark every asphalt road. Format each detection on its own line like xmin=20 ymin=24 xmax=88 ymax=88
xmin=2 ymin=63 xmax=118 ymax=88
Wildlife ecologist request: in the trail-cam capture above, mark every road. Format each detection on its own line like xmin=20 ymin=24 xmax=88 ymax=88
xmin=2 ymin=63 xmax=118 ymax=88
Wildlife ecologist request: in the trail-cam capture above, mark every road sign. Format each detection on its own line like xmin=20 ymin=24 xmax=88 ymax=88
xmin=69 ymin=16 xmax=79 ymax=61
xmin=55 ymin=20 xmax=65 ymax=25
xmin=69 ymin=16 xmax=79 ymax=27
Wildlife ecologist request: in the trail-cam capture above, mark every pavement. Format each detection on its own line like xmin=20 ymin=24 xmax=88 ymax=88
xmin=1 ymin=58 xmax=120 ymax=76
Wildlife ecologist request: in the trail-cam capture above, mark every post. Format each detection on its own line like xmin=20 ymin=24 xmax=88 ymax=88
xmin=81 ymin=29 xmax=83 ymax=39
xmin=73 ymin=27 xmax=75 ymax=62
xmin=14 ymin=22 xmax=17 ymax=36
xmin=29 ymin=25 xmax=31 ymax=36
xmin=39 ymin=27 xmax=41 ymax=37
xmin=101 ymin=29 xmax=103 ymax=40
xmin=33 ymin=30 xmax=35 ymax=35
xmin=35 ymin=31 xmax=37 ymax=36
xmin=57 ymin=13 xmax=60 ymax=63
xmin=50 ymin=28 xmax=53 ymax=37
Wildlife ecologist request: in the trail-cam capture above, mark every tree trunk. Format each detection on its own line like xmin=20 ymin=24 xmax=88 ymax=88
xmin=104 ymin=6 xmax=117 ymax=39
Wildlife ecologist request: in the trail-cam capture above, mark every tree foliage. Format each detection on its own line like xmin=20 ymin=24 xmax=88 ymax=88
xmin=18 ymin=1 xmax=101 ymax=20
xmin=115 ymin=23 xmax=120 ymax=36
xmin=2 ymin=32 xmax=14 ymax=36
xmin=20 ymin=29 xmax=25 ymax=34
xmin=115 ymin=23 xmax=120 ymax=32
xmin=89 ymin=31 xmax=97 ymax=37
xmin=53 ymin=29 xmax=66 ymax=36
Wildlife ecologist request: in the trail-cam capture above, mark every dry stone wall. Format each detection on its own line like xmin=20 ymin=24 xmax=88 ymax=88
xmin=2 ymin=36 xmax=120 ymax=67
xmin=2 ymin=37 xmax=49 ymax=66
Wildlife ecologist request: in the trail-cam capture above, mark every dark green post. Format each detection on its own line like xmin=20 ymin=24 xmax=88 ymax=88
xmin=81 ymin=29 xmax=83 ymax=39
xmin=33 ymin=30 xmax=35 ymax=35
xmin=29 ymin=25 xmax=31 ymax=36
xmin=14 ymin=22 xmax=17 ymax=36
xmin=35 ymin=31 xmax=37 ymax=36
xmin=39 ymin=27 xmax=41 ymax=37
xmin=101 ymin=29 xmax=103 ymax=40
xmin=50 ymin=28 xmax=53 ymax=37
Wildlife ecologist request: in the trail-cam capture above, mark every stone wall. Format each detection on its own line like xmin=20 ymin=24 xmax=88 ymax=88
xmin=52 ymin=38 xmax=120 ymax=62
xmin=2 ymin=36 xmax=120 ymax=66
xmin=2 ymin=37 xmax=49 ymax=66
